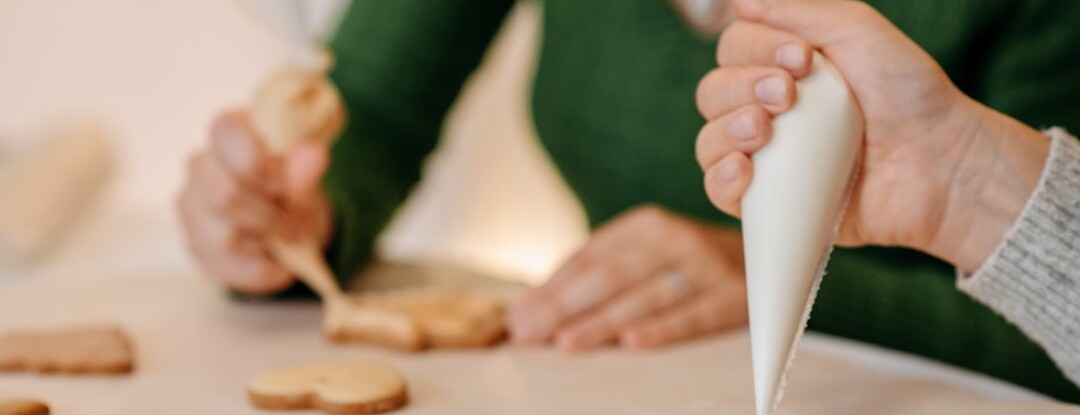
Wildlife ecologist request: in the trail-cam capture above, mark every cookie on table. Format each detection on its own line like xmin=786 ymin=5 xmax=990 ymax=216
xmin=323 ymin=289 xmax=505 ymax=351
xmin=0 ymin=326 xmax=134 ymax=374
xmin=0 ymin=399 xmax=49 ymax=415
xmin=248 ymin=361 xmax=408 ymax=415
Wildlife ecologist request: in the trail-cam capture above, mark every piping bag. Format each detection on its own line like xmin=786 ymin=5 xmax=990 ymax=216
xmin=245 ymin=0 xmax=346 ymax=302
xmin=742 ymin=51 xmax=863 ymax=415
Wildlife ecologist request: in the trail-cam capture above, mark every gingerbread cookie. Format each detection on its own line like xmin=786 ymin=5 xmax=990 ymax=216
xmin=0 ymin=399 xmax=49 ymax=415
xmin=248 ymin=361 xmax=408 ymax=415
xmin=0 ymin=326 xmax=134 ymax=374
xmin=323 ymin=290 xmax=505 ymax=351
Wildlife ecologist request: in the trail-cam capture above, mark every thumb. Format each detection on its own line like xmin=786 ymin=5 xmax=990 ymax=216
xmin=282 ymin=142 xmax=330 ymax=207
xmin=732 ymin=0 xmax=880 ymax=48
xmin=730 ymin=0 xmax=767 ymax=21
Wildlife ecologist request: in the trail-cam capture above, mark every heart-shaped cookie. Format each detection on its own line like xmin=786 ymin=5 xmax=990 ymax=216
xmin=248 ymin=361 xmax=407 ymax=415
xmin=0 ymin=326 xmax=134 ymax=374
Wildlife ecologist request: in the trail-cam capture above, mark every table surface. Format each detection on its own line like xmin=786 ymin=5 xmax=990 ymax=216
xmin=1 ymin=210 xmax=1079 ymax=415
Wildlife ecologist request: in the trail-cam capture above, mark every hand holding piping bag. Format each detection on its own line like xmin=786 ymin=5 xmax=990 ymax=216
xmin=696 ymin=0 xmax=1048 ymax=273
xmin=697 ymin=0 xmax=1054 ymax=409
xmin=697 ymin=0 xmax=1049 ymax=414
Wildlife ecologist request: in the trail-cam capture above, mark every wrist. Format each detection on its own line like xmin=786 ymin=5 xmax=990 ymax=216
xmin=926 ymin=100 xmax=1050 ymax=273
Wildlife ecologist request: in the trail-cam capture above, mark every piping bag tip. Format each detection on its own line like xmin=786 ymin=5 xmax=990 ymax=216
xmin=741 ymin=51 xmax=863 ymax=415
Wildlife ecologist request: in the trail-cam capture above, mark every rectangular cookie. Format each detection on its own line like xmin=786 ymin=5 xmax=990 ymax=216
xmin=0 ymin=326 xmax=134 ymax=374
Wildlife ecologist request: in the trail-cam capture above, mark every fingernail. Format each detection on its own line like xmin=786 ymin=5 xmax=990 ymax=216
xmin=728 ymin=112 xmax=757 ymax=142
xmin=755 ymin=76 xmax=788 ymax=106
xmin=718 ymin=157 xmax=740 ymax=182
xmin=775 ymin=44 xmax=807 ymax=72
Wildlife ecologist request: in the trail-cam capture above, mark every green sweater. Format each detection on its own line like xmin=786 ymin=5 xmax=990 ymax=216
xmin=321 ymin=0 xmax=1080 ymax=401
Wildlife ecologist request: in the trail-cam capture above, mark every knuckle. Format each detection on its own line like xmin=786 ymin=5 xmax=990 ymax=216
xmin=186 ymin=151 xmax=204 ymax=173
xmin=629 ymin=205 xmax=670 ymax=226
xmin=758 ymin=66 xmax=792 ymax=82
xmin=577 ymin=259 xmax=623 ymax=289
xmin=216 ymin=179 xmax=244 ymax=211
xmin=746 ymin=104 xmax=769 ymax=125
xmin=695 ymin=69 xmax=724 ymax=117
xmin=703 ymin=170 xmax=731 ymax=214
xmin=210 ymin=117 xmax=235 ymax=150
xmin=210 ymin=110 xmax=244 ymax=142
xmin=844 ymin=1 xmax=877 ymax=20
xmin=669 ymin=223 xmax=705 ymax=251
xmin=575 ymin=257 xmax=608 ymax=279
xmin=250 ymin=261 xmax=282 ymax=283
xmin=211 ymin=223 xmax=242 ymax=252
xmin=716 ymin=21 xmax=749 ymax=64
xmin=176 ymin=190 xmax=196 ymax=224
xmin=695 ymin=120 xmax=723 ymax=169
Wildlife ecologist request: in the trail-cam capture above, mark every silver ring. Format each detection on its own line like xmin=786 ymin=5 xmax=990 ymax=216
xmin=664 ymin=270 xmax=693 ymax=298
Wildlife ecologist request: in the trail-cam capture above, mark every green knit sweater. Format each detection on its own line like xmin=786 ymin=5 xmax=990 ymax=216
xmin=320 ymin=0 xmax=1080 ymax=401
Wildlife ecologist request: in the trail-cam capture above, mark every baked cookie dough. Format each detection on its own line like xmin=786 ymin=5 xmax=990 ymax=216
xmin=248 ymin=361 xmax=408 ymax=415
xmin=0 ymin=399 xmax=49 ymax=415
xmin=323 ymin=290 xmax=506 ymax=351
xmin=0 ymin=326 xmax=134 ymax=374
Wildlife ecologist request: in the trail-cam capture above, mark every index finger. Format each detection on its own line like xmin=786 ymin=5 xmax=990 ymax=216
xmin=718 ymin=21 xmax=812 ymax=77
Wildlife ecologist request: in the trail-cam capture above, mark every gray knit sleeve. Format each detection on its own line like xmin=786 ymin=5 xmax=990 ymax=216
xmin=958 ymin=127 xmax=1080 ymax=387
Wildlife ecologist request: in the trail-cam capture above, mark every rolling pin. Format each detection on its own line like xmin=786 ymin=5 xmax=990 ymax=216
xmin=740 ymin=52 xmax=864 ymax=415
xmin=0 ymin=122 xmax=112 ymax=267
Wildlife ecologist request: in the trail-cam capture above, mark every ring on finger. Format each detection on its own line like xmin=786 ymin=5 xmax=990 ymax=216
xmin=663 ymin=270 xmax=694 ymax=299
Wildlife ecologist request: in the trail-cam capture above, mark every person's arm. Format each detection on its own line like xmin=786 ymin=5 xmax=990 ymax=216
xmin=814 ymin=0 xmax=1080 ymax=399
xmin=696 ymin=0 xmax=1080 ymax=400
xmin=321 ymin=0 xmax=515 ymax=283
xmin=957 ymin=128 xmax=1080 ymax=388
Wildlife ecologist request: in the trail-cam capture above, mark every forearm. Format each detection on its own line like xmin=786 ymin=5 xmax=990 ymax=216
xmin=924 ymin=100 xmax=1050 ymax=273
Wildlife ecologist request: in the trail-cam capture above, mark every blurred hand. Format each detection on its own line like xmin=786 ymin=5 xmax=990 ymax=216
xmin=695 ymin=0 xmax=1049 ymax=272
xmin=508 ymin=206 xmax=748 ymax=352
xmin=178 ymin=110 xmax=333 ymax=295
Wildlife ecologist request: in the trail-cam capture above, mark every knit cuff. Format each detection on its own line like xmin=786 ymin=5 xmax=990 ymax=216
xmin=957 ymin=128 xmax=1080 ymax=387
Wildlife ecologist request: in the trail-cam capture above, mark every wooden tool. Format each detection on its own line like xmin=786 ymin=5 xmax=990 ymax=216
xmin=246 ymin=0 xmax=347 ymax=304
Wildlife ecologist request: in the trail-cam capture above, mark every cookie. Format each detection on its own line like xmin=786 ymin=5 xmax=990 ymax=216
xmin=323 ymin=301 xmax=424 ymax=351
xmin=323 ymin=290 xmax=505 ymax=351
xmin=248 ymin=361 xmax=408 ymax=415
xmin=0 ymin=326 xmax=134 ymax=374
xmin=0 ymin=399 xmax=49 ymax=415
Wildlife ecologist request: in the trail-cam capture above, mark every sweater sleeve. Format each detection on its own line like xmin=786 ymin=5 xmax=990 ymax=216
xmin=320 ymin=0 xmax=515 ymax=283
xmin=958 ymin=128 xmax=1080 ymax=388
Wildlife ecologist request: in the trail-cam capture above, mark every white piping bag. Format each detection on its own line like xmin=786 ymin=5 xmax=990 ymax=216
xmin=245 ymin=0 xmax=346 ymax=301
xmin=741 ymin=51 xmax=863 ymax=415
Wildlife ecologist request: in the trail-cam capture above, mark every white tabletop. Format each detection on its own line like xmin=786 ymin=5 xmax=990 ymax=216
xmin=2 ymin=209 xmax=1079 ymax=415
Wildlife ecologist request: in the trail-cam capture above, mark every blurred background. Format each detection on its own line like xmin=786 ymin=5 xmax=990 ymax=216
xmin=0 ymin=0 xmax=586 ymax=284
